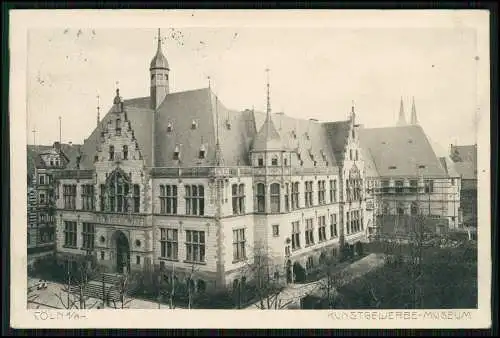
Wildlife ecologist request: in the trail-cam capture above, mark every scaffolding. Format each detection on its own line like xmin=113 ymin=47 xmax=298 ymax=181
xmin=366 ymin=170 xmax=462 ymax=241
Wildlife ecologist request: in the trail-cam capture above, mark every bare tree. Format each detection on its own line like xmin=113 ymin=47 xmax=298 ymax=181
xmin=107 ymin=273 xmax=134 ymax=309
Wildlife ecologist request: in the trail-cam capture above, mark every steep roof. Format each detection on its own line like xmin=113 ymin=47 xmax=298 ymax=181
xmin=451 ymin=144 xmax=477 ymax=163
xmin=357 ymin=125 xmax=447 ymax=178
xmin=324 ymin=120 xmax=351 ymax=165
xmin=454 ymin=161 xmax=477 ymax=180
xmin=251 ymin=114 xmax=283 ymax=152
xmin=27 ymin=143 xmax=81 ymax=175
xmin=253 ymin=112 xmax=338 ymax=168
xmin=439 ymin=156 xmax=460 ymax=178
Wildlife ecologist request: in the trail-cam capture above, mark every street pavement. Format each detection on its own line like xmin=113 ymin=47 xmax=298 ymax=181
xmin=27 ymin=277 xmax=181 ymax=309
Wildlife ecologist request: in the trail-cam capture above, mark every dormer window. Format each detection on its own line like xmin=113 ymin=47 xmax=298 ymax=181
xmin=94 ymin=155 xmax=99 ymax=162
xmin=325 ymin=161 xmax=329 ymax=167
xmin=50 ymin=159 xmax=54 ymax=166
xmin=258 ymin=158 xmax=264 ymax=167
xmin=305 ymin=132 xmax=310 ymax=140
xmin=389 ymin=166 xmax=397 ymax=170
xmin=271 ymin=157 xmax=278 ymax=166
xmin=55 ymin=159 xmax=60 ymax=166
xmin=314 ymin=161 xmax=317 ymax=167
xmin=123 ymin=145 xmax=128 ymax=160
xmin=226 ymin=119 xmax=231 ymax=130
xmin=191 ymin=120 xmax=198 ymax=130
xmin=167 ymin=122 xmax=173 ymax=133
xmin=291 ymin=130 xmax=297 ymax=139
xmin=173 ymin=145 xmax=180 ymax=160
xmin=418 ymin=165 xmax=426 ymax=169
xmin=299 ymin=160 xmax=304 ymax=166
xmin=199 ymin=144 xmax=206 ymax=159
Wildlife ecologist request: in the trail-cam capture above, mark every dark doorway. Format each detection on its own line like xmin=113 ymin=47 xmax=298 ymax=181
xmin=293 ymin=262 xmax=306 ymax=283
xmin=286 ymin=260 xmax=292 ymax=283
xmin=115 ymin=231 xmax=130 ymax=273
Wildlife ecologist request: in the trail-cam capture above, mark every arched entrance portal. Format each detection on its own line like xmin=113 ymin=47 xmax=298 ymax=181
xmin=112 ymin=231 xmax=130 ymax=274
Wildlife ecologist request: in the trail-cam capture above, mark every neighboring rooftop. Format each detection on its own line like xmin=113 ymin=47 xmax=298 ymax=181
xmin=358 ymin=125 xmax=447 ymax=178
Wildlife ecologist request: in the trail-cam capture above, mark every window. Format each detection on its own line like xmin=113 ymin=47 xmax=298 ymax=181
xmin=306 ymin=256 xmax=314 ymax=270
xmin=318 ymin=180 xmax=326 ymax=204
xmin=94 ymin=155 xmax=99 ymax=162
xmin=258 ymin=158 xmax=264 ymax=167
xmin=355 ymin=150 xmax=359 ymax=161
xmin=160 ymin=185 xmax=178 ymax=215
xmin=395 ymin=180 xmax=404 ymax=193
xmin=411 ymin=202 xmax=418 ymax=215
xmin=199 ymin=145 xmax=206 ymax=159
xmin=291 ymin=182 xmax=300 ymax=209
xmin=232 ymin=229 xmax=246 ymax=262
xmin=99 ymin=184 xmax=106 ymax=211
xmin=291 ymin=221 xmax=300 ymax=250
xmin=272 ymin=224 xmax=279 ymax=237
xmin=133 ymin=184 xmax=140 ymax=213
xmin=173 ymin=146 xmax=180 ymax=160
xmin=284 ymin=183 xmax=290 ymax=212
xmin=160 ymin=228 xmax=178 ymax=260
xmin=350 ymin=149 xmax=353 ymax=161
xmin=410 ymin=179 xmax=418 ymax=189
xmin=167 ymin=122 xmax=173 ymax=132
xmin=39 ymin=175 xmax=45 ymax=185
xmin=451 ymin=178 xmax=455 ymax=186
xmin=424 ymin=180 xmax=434 ymax=193
xmin=330 ymin=214 xmax=338 ymax=238
xmin=100 ymin=251 xmax=105 ymax=260
xmin=232 ymin=184 xmax=245 ymax=215
xmin=346 ymin=179 xmax=351 ymax=202
xmin=304 ymin=181 xmax=313 ymax=207
xmin=39 ymin=193 xmax=46 ymax=205
xmin=318 ymin=216 xmax=326 ymax=242
xmin=330 ymin=180 xmax=337 ymax=203
xmin=256 ymin=183 xmax=265 ymax=213
xmin=63 ymin=185 xmax=77 ymax=210
xmin=270 ymin=183 xmax=280 ymax=213
xmin=123 ymin=145 xmax=128 ymax=160
xmin=104 ymin=170 xmax=130 ymax=213
xmin=305 ymin=218 xmax=314 ymax=246
xmin=191 ymin=120 xmax=197 ymax=129
xmin=64 ymin=221 xmax=77 ymax=248
xmin=185 ymin=230 xmax=205 ymax=263
xmin=346 ymin=212 xmax=350 ymax=235
xmin=82 ymin=223 xmax=95 ymax=250
xmin=81 ymin=185 xmax=95 ymax=211
xmin=185 ymin=185 xmax=205 ymax=216
xmin=109 ymin=145 xmax=115 ymax=161
xmin=271 ymin=157 xmax=278 ymax=166
xmin=136 ymin=256 xmax=141 ymax=265
xmin=284 ymin=158 xmax=288 ymax=166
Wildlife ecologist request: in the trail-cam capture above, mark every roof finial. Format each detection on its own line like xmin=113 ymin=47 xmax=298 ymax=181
xmin=207 ymin=75 xmax=211 ymax=90
xmin=351 ymin=100 xmax=356 ymax=121
xmin=157 ymin=28 xmax=162 ymax=51
xmin=265 ymin=68 xmax=271 ymax=120
xmin=96 ymin=94 xmax=101 ymax=126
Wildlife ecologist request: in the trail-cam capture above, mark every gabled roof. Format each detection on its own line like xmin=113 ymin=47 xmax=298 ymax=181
xmin=450 ymin=144 xmax=477 ymax=163
xmin=253 ymin=112 xmax=337 ymax=168
xmin=358 ymin=125 xmax=447 ymax=178
xmin=251 ymin=114 xmax=283 ymax=152
xmin=454 ymin=161 xmax=477 ymax=180
xmin=324 ymin=120 xmax=351 ymax=164
xmin=27 ymin=143 xmax=81 ymax=175
xmin=439 ymin=156 xmax=460 ymax=178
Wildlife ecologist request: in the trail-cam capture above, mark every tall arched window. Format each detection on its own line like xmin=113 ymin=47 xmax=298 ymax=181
xmin=256 ymin=183 xmax=265 ymax=213
xmin=105 ymin=169 xmax=130 ymax=213
xmin=270 ymin=183 xmax=280 ymax=213
xmin=271 ymin=157 xmax=278 ymax=166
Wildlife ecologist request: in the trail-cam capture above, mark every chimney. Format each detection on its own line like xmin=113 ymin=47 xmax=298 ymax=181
xmin=53 ymin=141 xmax=61 ymax=151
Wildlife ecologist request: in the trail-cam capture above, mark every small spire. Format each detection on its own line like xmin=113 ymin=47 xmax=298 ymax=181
xmin=265 ymin=68 xmax=271 ymax=120
xmin=96 ymin=94 xmax=100 ymax=127
xmin=114 ymin=82 xmax=121 ymax=105
xmin=157 ymin=28 xmax=162 ymax=51
xmin=351 ymin=100 xmax=356 ymax=121
xmin=397 ymin=96 xmax=407 ymax=126
xmin=207 ymin=75 xmax=211 ymax=90
xmin=410 ymin=96 xmax=418 ymax=125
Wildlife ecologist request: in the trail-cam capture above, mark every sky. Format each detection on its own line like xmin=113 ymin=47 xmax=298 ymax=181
xmin=26 ymin=24 xmax=481 ymax=157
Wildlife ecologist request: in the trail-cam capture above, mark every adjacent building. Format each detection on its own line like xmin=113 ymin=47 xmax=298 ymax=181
xmin=27 ymin=142 xmax=80 ymax=262
xmin=358 ymin=97 xmax=461 ymax=238
xmin=52 ymin=30 xmax=370 ymax=292
xmin=450 ymin=144 xmax=477 ymax=229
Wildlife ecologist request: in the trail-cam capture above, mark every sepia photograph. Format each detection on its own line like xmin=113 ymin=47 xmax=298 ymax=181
xmin=9 ymin=9 xmax=491 ymax=329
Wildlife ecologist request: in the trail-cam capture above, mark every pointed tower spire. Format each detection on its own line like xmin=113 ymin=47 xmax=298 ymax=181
xmin=157 ymin=28 xmax=161 ymax=52
xmin=150 ymin=28 xmax=170 ymax=110
xmin=351 ymin=100 xmax=356 ymax=122
xmin=265 ymin=68 xmax=271 ymax=121
xmin=96 ymin=94 xmax=100 ymax=127
xmin=397 ymin=96 xmax=407 ymax=126
xmin=410 ymin=96 xmax=418 ymax=125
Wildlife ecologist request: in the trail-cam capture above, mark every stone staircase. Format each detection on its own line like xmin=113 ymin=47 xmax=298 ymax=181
xmin=69 ymin=272 xmax=127 ymax=304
